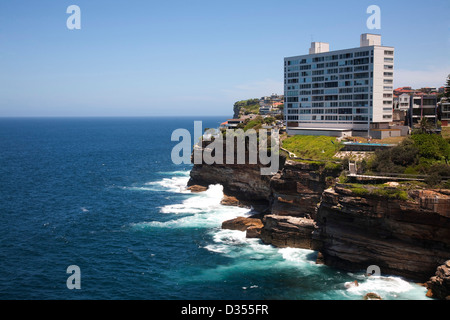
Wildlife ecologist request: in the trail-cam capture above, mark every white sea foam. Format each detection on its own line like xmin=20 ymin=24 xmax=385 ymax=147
xmin=121 ymin=174 xmax=191 ymax=193
xmin=344 ymin=275 xmax=429 ymax=300
xmin=204 ymin=228 xmax=316 ymax=268
xmin=134 ymin=183 xmax=250 ymax=229
xmin=144 ymin=176 xmax=191 ymax=193
xmin=279 ymin=247 xmax=316 ymax=264
xmin=157 ymin=170 xmax=191 ymax=177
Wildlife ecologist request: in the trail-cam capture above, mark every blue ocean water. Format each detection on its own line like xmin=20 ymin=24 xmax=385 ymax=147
xmin=0 ymin=117 xmax=430 ymax=300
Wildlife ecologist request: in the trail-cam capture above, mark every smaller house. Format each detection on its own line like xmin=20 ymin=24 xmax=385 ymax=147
xmin=439 ymin=98 xmax=450 ymax=126
xmin=225 ymin=119 xmax=246 ymax=129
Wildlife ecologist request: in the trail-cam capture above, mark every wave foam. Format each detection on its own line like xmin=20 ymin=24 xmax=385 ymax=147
xmin=144 ymin=176 xmax=191 ymax=193
xmin=133 ymin=184 xmax=250 ymax=229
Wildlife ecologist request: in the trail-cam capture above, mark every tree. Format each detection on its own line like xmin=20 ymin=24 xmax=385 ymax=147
xmin=418 ymin=117 xmax=434 ymax=134
xmin=264 ymin=117 xmax=276 ymax=125
xmin=445 ymin=74 xmax=450 ymax=99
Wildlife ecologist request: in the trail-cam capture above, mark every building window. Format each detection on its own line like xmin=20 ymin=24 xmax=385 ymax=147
xmin=355 ymin=51 xmax=369 ymax=57
xmin=354 ymin=87 xmax=369 ymax=93
xmin=324 ymin=82 xmax=338 ymax=88
xmin=354 ymin=72 xmax=369 ymax=79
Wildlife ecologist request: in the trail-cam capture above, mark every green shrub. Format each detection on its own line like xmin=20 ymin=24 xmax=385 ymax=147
xmin=411 ymin=133 xmax=450 ymax=161
xmin=443 ymin=180 xmax=450 ymax=189
xmin=370 ymin=134 xmax=450 ymax=176
xmin=338 ymin=172 xmax=348 ymax=183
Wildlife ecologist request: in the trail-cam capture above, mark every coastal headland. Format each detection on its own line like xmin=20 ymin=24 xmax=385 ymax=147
xmin=187 ymin=129 xmax=450 ymax=300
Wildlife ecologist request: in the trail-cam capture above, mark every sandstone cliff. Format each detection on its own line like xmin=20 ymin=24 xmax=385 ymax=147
xmin=314 ymin=185 xmax=450 ymax=282
xmin=426 ymin=260 xmax=450 ymax=300
xmin=188 ymin=140 xmax=283 ymax=211
xmin=188 ymin=139 xmax=450 ymax=298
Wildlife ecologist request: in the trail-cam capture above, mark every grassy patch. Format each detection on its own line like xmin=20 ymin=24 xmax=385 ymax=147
xmin=282 ymin=135 xmax=343 ymax=161
xmin=344 ymin=183 xmax=410 ymax=201
xmin=440 ymin=126 xmax=450 ymax=141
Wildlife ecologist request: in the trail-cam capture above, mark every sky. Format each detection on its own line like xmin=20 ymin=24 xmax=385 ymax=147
xmin=0 ymin=0 xmax=449 ymax=117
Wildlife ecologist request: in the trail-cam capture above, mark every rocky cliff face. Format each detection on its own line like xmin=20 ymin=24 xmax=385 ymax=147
xmin=188 ymin=140 xmax=450 ymax=297
xmin=314 ymin=185 xmax=450 ymax=282
xmin=188 ymin=141 xmax=284 ymax=211
xmin=270 ymin=160 xmax=340 ymax=219
xmin=258 ymin=160 xmax=340 ymax=249
xmin=426 ymin=260 xmax=450 ymax=300
xmin=188 ymin=162 xmax=273 ymax=210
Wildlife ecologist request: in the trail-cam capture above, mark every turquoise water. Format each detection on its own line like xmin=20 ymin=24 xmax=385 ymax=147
xmin=0 ymin=117 xmax=430 ymax=300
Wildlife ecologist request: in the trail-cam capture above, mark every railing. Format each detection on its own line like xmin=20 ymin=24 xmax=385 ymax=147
xmin=346 ymin=170 xmax=450 ymax=182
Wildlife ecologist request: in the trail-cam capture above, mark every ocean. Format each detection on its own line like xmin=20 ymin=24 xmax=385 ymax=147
xmin=0 ymin=117 xmax=430 ymax=300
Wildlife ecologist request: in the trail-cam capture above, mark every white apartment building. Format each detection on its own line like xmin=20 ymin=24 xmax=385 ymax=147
xmin=398 ymin=93 xmax=411 ymax=111
xmin=284 ymin=34 xmax=395 ymax=137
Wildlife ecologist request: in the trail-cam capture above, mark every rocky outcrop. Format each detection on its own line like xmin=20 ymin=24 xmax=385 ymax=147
xmin=363 ymin=293 xmax=383 ymax=300
xmin=188 ymin=141 xmax=282 ymax=211
xmin=189 ymin=162 xmax=272 ymax=210
xmin=187 ymin=185 xmax=208 ymax=193
xmin=222 ymin=216 xmax=264 ymax=232
xmin=270 ymin=160 xmax=340 ymax=219
xmin=259 ymin=215 xmax=319 ymax=249
xmin=314 ymin=185 xmax=450 ymax=282
xmin=426 ymin=260 xmax=450 ymax=300
xmin=188 ymin=138 xmax=450 ymax=296
xmin=220 ymin=195 xmax=241 ymax=207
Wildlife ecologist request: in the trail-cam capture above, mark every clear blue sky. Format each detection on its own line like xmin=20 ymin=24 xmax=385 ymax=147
xmin=0 ymin=0 xmax=449 ymax=117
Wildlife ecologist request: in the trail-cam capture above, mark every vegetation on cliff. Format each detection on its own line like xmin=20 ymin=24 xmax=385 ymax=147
xmin=233 ymin=99 xmax=260 ymax=117
xmin=341 ymin=182 xmax=411 ymax=201
xmin=280 ymin=131 xmax=450 ymax=189
xmin=282 ymin=135 xmax=343 ymax=161
xmin=365 ymin=132 xmax=450 ymax=188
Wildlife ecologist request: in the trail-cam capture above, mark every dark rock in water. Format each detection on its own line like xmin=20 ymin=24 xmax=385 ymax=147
xmin=363 ymin=292 xmax=382 ymax=300
xmin=220 ymin=195 xmax=241 ymax=207
xmin=221 ymin=216 xmax=263 ymax=233
xmin=316 ymin=252 xmax=325 ymax=265
xmin=246 ymin=226 xmax=262 ymax=239
xmin=187 ymin=185 xmax=208 ymax=193
xmin=426 ymin=260 xmax=450 ymax=300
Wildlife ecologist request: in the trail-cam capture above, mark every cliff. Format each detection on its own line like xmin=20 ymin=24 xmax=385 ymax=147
xmin=426 ymin=260 xmax=450 ymax=300
xmin=270 ymin=160 xmax=340 ymax=219
xmin=188 ymin=139 xmax=450 ymax=297
xmin=188 ymin=162 xmax=272 ymax=211
xmin=188 ymin=140 xmax=282 ymax=211
xmin=314 ymin=185 xmax=450 ymax=282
